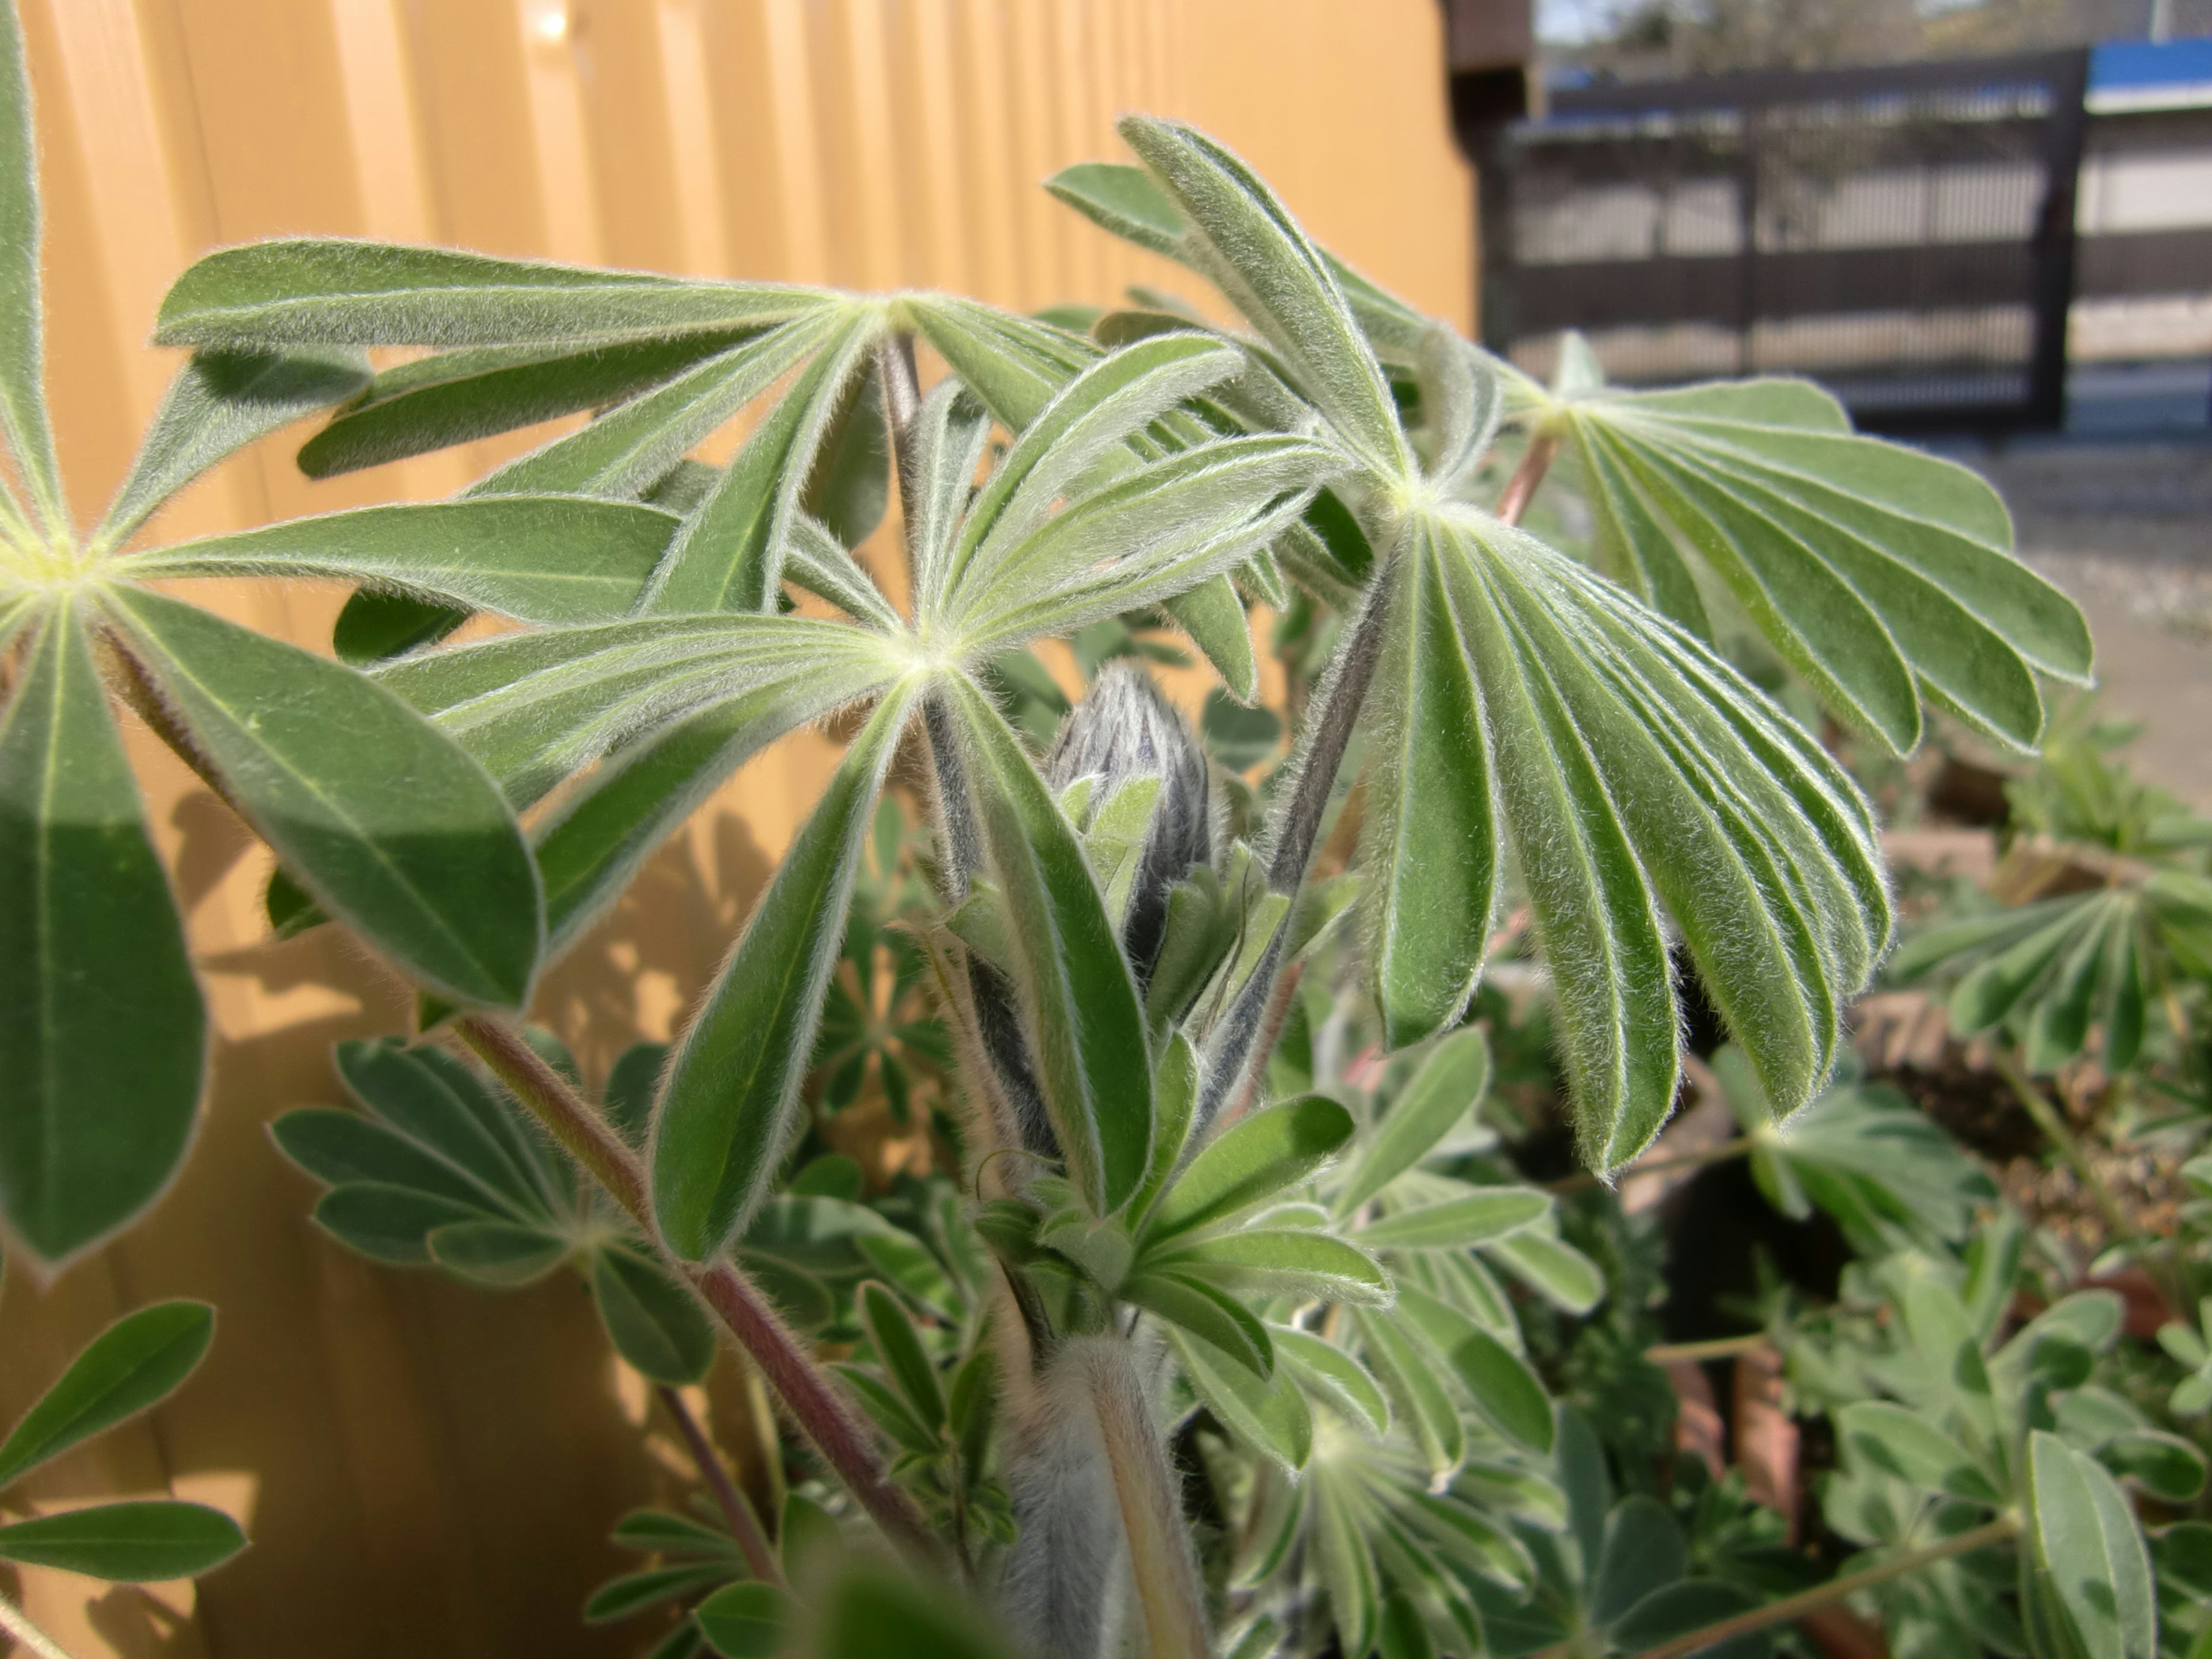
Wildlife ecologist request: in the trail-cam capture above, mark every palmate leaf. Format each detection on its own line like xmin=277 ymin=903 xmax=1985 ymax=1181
xmin=0 ymin=604 xmax=204 ymax=1265
xmin=1413 ymin=509 xmax=1888 ymax=1165
xmin=105 ymin=587 xmax=543 ymax=1009
xmin=1336 ymin=1027 xmax=1491 ymax=1214
xmin=902 ymin=298 xmax=1286 ymax=693
xmin=651 ymin=685 xmax=917 ymax=1259
xmin=1890 ymin=889 xmax=2156 ymax=1074
xmin=1555 ymin=364 xmax=2093 ymax=753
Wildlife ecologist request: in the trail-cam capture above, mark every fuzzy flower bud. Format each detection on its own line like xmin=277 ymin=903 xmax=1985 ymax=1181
xmin=1045 ymin=661 xmax=1215 ymax=985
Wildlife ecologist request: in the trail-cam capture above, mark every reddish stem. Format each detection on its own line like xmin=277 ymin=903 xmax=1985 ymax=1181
xmin=454 ymin=1016 xmax=942 ymax=1566
xmin=1494 ymin=431 xmax=1560 ymax=526
xmin=654 ymin=1382 xmax=782 ymax=1586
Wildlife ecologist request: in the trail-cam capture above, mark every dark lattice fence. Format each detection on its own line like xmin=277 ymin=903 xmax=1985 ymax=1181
xmin=1486 ymin=52 xmax=2092 ymax=431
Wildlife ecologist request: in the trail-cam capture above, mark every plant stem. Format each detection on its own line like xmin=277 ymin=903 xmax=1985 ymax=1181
xmin=452 ymin=1016 xmax=941 ymax=1565
xmin=1495 ymin=431 xmax=1560 ymax=527
xmin=1997 ymin=1060 xmax=2134 ymax=1245
xmin=1199 ymin=554 xmax=1396 ymax=1122
xmin=654 ymin=1382 xmax=782 ymax=1586
xmin=1645 ymin=1333 xmax=1770 ymax=1365
xmin=1611 ymin=1515 xmax=2021 ymax=1659
xmin=1546 ymin=1136 xmax=1753 ymax=1195
xmin=0 ymin=1591 xmax=77 ymax=1659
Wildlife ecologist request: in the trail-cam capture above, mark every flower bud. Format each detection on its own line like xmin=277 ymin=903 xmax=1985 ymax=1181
xmin=1046 ymin=661 xmax=1215 ymax=985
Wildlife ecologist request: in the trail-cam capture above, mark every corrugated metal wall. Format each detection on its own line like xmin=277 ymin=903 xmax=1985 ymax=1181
xmin=0 ymin=3 xmax=1470 ymax=1652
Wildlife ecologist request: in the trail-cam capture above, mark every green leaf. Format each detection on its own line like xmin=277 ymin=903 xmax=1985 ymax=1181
xmin=1450 ymin=1330 xmax=1554 ymax=1453
xmin=1166 ymin=1327 xmax=1311 ymax=1471
xmin=1271 ymin=1326 xmax=1390 ymax=1434
xmin=938 ymin=331 xmax=1243 ymax=605
xmin=1441 ymin=511 xmax=1889 ymax=1161
xmin=376 ymin=614 xmax=891 ymax=811
xmin=1125 ymin=1270 xmax=1275 ymax=1378
xmin=331 ymin=589 xmax=466 ymax=667
xmin=583 ymin=1562 xmax=733 ymax=1623
xmin=642 ymin=308 xmax=876 ymax=613
xmin=590 ymin=1247 xmax=715 ymax=1386
xmin=0 ymin=1303 xmax=214 ymax=1491
xmin=467 ymin=321 xmax=827 ymax=502
xmin=1153 ymin=1229 xmax=1392 ymax=1306
xmin=297 ymin=333 xmax=761 ymax=478
xmin=859 ymin=1282 xmax=945 ymax=1434
xmin=1485 ymin=1229 xmax=1605 ymax=1314
xmin=1146 ymin=1093 xmax=1353 ymax=1241
xmin=1115 ymin=119 xmax=1410 ymax=475
xmin=313 ymin=1182 xmax=493 ymax=1264
xmin=609 ymin=1507 xmax=744 ymax=1559
xmin=1589 ymin=1495 xmax=1688 ymax=1626
xmin=1044 ymin=161 xmax=1188 ymax=257
xmin=1161 ymin=575 xmax=1257 ymax=702
xmin=0 ymin=605 xmax=204 ymax=1265
xmin=1357 ymin=1308 xmax=1464 ymax=1479
xmin=426 ymin=1220 xmax=568 ymax=1288
xmin=696 ymin=1580 xmax=796 ymax=1658
xmin=0 ymin=0 xmax=61 ymax=536
xmin=1353 ymin=1187 xmax=1549 ymax=1252
xmin=603 ymin=1043 xmax=667 ymax=1152
xmin=157 ymin=240 xmax=832 ymax=350
xmin=1338 ymin=1027 xmax=1492 ymax=1213
xmin=1361 ymin=525 xmax=1495 ymax=1050
xmin=1438 ymin=536 xmax=1677 ymax=1167
xmin=94 ymin=349 xmax=370 ymax=549
xmin=2029 ymin=1429 xmax=2157 ymax=1659
xmin=0 ymin=1500 xmax=245 ymax=1581
xmin=1315 ymin=1478 xmax=1382 ymax=1659
xmin=950 ymin=677 xmax=1154 ymax=1215
xmin=804 ymin=359 xmax=889 ymax=549
xmin=808 ymin=1562 xmax=1024 ymax=1659
xmin=334 ymin=1039 xmax=556 ymax=1217
xmin=1564 ymin=380 xmax=2092 ymax=753
xmin=1839 ymin=1400 xmax=2000 ymax=1502
xmin=953 ymin=433 xmax=1331 ymax=656
xmin=1608 ymin=1581 xmax=1760 ymax=1650
xmin=120 ymin=498 xmax=680 ymax=624
xmin=652 ymin=687 xmax=913 ymax=1258
xmin=107 ymin=587 xmax=542 ymax=1008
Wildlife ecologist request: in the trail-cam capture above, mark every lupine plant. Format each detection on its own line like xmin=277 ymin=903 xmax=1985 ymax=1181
xmin=9 ymin=0 xmax=2211 ymax=1647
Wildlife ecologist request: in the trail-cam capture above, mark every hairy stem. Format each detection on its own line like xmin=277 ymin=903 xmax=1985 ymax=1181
xmin=1608 ymin=1515 xmax=2021 ymax=1659
xmin=1495 ymin=431 xmax=1560 ymax=527
xmin=1199 ymin=555 xmax=1396 ymax=1121
xmin=452 ymin=1016 xmax=941 ymax=1565
xmin=1088 ymin=1345 xmax=1210 ymax=1659
xmin=654 ymin=1382 xmax=782 ymax=1586
xmin=1645 ymin=1333 xmax=1771 ymax=1365
xmin=0 ymin=1591 xmax=77 ymax=1659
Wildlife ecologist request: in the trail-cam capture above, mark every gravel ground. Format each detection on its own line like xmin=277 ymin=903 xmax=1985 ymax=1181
xmin=1950 ymin=437 xmax=2212 ymax=806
